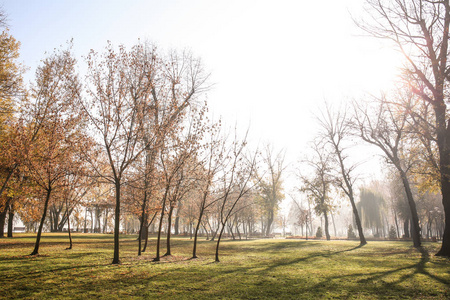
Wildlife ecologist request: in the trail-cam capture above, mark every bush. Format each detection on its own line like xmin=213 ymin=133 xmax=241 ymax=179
xmin=389 ymin=225 xmax=397 ymax=239
xmin=347 ymin=224 xmax=357 ymax=239
xmin=315 ymin=227 xmax=323 ymax=238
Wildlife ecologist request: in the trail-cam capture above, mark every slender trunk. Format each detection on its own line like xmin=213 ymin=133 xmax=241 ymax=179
xmin=164 ymin=206 xmax=174 ymax=256
xmin=331 ymin=212 xmax=337 ymax=238
xmin=154 ymin=191 xmax=168 ymax=262
xmin=112 ymin=181 xmax=121 ymax=264
xmin=7 ymin=203 xmax=14 ymax=238
xmin=228 ymin=220 xmax=235 ymax=240
xmin=84 ymin=208 xmax=87 ymax=233
xmin=66 ymin=213 xmax=72 ymax=250
xmin=399 ymin=169 xmax=421 ymax=247
xmin=143 ymin=211 xmax=158 ymax=253
xmin=349 ymin=193 xmax=366 ymax=245
xmin=138 ymin=191 xmax=148 ymax=256
xmin=266 ymin=210 xmax=273 ymax=236
xmin=192 ymin=209 xmax=204 ymax=258
xmin=324 ymin=211 xmax=330 ymax=241
xmin=394 ymin=210 xmax=400 ymax=239
xmin=174 ymin=215 xmax=180 ymax=235
xmin=404 ymin=219 xmax=410 ymax=238
xmin=30 ymin=187 xmax=52 ymax=256
xmin=142 ymin=224 xmax=149 ymax=252
xmin=215 ymin=223 xmax=226 ymax=262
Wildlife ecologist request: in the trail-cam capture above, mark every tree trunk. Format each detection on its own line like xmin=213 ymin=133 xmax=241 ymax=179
xmin=436 ymin=164 xmax=450 ymax=256
xmin=215 ymin=223 xmax=226 ymax=262
xmin=266 ymin=210 xmax=273 ymax=236
xmin=66 ymin=213 xmax=73 ymax=250
xmin=331 ymin=212 xmax=337 ymax=238
xmin=0 ymin=197 xmax=11 ymax=238
xmin=164 ymin=206 xmax=174 ymax=256
xmin=138 ymin=190 xmax=148 ymax=256
xmin=192 ymin=209 xmax=204 ymax=259
xmin=112 ymin=181 xmax=121 ymax=264
xmin=394 ymin=210 xmax=400 ymax=239
xmin=7 ymin=203 xmax=14 ymax=238
xmin=399 ymin=170 xmax=421 ymax=248
xmin=324 ymin=211 xmax=330 ymax=241
xmin=154 ymin=190 xmax=168 ymax=262
xmin=30 ymin=188 xmax=52 ymax=256
xmin=404 ymin=219 xmax=410 ymax=238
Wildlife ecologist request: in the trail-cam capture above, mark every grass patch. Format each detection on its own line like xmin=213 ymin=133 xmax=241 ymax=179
xmin=1 ymin=233 xmax=449 ymax=299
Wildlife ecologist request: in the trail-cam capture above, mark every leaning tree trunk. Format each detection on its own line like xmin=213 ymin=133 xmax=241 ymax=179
xmin=192 ymin=208 xmax=205 ymax=259
xmin=348 ymin=192 xmax=366 ymax=245
xmin=399 ymin=169 xmax=421 ymax=248
xmin=215 ymin=223 xmax=227 ymax=262
xmin=66 ymin=212 xmax=73 ymax=250
xmin=31 ymin=187 xmax=52 ymax=256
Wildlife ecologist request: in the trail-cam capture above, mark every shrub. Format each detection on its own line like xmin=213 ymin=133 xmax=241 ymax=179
xmin=315 ymin=227 xmax=323 ymax=238
xmin=389 ymin=225 xmax=397 ymax=239
xmin=347 ymin=224 xmax=357 ymax=239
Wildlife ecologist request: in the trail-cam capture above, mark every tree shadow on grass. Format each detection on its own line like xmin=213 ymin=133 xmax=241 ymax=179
xmin=260 ymin=243 xmax=366 ymax=273
xmin=298 ymin=246 xmax=450 ymax=298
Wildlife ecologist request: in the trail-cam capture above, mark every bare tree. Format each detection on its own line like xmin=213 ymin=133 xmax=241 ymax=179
xmin=353 ymin=92 xmax=422 ymax=247
xmin=318 ymin=103 xmax=367 ymax=246
xmin=191 ymin=121 xmax=225 ymax=259
xmin=214 ymin=130 xmax=258 ymax=262
xmin=358 ymin=0 xmax=450 ymax=256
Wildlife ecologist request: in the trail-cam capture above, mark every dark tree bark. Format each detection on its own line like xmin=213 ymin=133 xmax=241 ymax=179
xmin=0 ymin=197 xmax=10 ymax=238
xmin=112 ymin=182 xmax=121 ymax=264
xmin=30 ymin=187 xmax=52 ymax=256
xmin=7 ymin=203 xmax=14 ymax=238
xmin=164 ymin=205 xmax=175 ymax=256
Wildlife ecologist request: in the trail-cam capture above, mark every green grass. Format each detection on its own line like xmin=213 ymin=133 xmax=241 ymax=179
xmin=1 ymin=234 xmax=449 ymax=299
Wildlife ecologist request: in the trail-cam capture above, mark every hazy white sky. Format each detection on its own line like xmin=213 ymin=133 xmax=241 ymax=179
xmin=2 ymin=0 xmax=400 ymax=182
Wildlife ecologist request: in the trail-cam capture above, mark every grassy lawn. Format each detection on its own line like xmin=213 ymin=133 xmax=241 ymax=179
xmin=0 ymin=234 xmax=449 ymax=299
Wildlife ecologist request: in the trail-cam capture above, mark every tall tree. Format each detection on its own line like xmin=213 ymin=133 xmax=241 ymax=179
xmin=22 ymin=47 xmax=84 ymax=256
xmin=214 ymin=130 xmax=257 ymax=262
xmin=318 ymin=104 xmax=367 ymax=245
xmin=299 ymin=139 xmax=334 ymax=241
xmin=255 ymin=145 xmax=286 ymax=237
xmin=359 ymin=0 xmax=450 ymax=256
xmin=354 ymin=93 xmax=422 ymax=247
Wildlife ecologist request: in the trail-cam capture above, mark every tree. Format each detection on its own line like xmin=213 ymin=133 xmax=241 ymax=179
xmin=81 ymin=43 xmax=209 ymax=264
xmin=318 ymin=103 xmax=367 ymax=245
xmin=255 ymin=144 xmax=286 ymax=237
xmin=299 ymin=139 xmax=334 ymax=241
xmin=191 ymin=119 xmax=224 ymax=258
xmin=354 ymin=93 xmax=422 ymax=247
xmin=22 ymin=47 xmax=85 ymax=256
xmin=357 ymin=188 xmax=385 ymax=237
xmin=0 ymin=17 xmax=25 ymax=226
xmin=359 ymin=0 xmax=450 ymax=256
xmin=214 ymin=130 xmax=257 ymax=262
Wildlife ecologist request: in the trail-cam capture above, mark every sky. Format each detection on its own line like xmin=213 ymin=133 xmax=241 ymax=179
xmin=1 ymin=0 xmax=402 ymax=210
